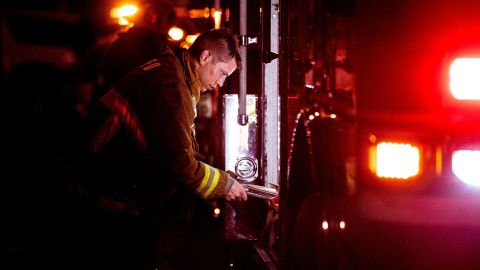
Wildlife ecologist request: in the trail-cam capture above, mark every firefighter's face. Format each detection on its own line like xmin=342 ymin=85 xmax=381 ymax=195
xmin=198 ymin=50 xmax=237 ymax=91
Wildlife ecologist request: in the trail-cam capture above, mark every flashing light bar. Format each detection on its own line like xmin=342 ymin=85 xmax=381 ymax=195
xmin=370 ymin=142 xmax=420 ymax=180
xmin=449 ymin=58 xmax=480 ymax=100
xmin=452 ymin=150 xmax=480 ymax=187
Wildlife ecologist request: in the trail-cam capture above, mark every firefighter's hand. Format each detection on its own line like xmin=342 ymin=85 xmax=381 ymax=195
xmin=226 ymin=179 xmax=248 ymax=202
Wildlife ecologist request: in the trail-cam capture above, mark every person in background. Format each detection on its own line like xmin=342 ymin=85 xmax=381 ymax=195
xmin=88 ymin=0 xmax=177 ymax=214
xmin=86 ymin=29 xmax=248 ymax=270
xmin=97 ymin=0 xmax=176 ymax=95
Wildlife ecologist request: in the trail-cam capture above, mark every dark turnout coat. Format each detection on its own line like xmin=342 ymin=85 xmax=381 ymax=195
xmin=87 ymin=48 xmax=234 ymax=218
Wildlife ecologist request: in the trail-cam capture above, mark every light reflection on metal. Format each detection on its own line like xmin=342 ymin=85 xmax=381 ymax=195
xmin=238 ymin=0 xmax=248 ymax=126
xmin=224 ymin=94 xmax=258 ymax=182
xmin=263 ymin=0 xmax=280 ymax=186
xmin=236 ymin=156 xmax=258 ymax=179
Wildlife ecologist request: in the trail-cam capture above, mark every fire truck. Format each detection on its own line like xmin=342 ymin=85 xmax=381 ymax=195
xmin=222 ymin=0 xmax=480 ymax=269
xmin=5 ymin=0 xmax=480 ymax=269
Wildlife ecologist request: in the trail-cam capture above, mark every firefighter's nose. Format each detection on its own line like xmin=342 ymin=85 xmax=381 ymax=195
xmin=217 ymin=77 xmax=226 ymax=87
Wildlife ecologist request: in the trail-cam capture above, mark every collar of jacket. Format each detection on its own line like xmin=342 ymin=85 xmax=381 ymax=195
xmin=180 ymin=50 xmax=201 ymax=102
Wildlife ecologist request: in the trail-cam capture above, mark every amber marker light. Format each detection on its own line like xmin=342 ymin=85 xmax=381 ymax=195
xmin=370 ymin=142 xmax=420 ymax=180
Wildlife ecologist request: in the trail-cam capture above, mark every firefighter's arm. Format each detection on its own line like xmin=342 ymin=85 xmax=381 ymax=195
xmin=145 ymin=78 xmax=247 ymax=201
xmin=226 ymin=179 xmax=248 ymax=201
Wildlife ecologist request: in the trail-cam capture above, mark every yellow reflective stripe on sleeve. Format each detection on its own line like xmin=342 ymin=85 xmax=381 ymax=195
xmin=197 ymin=163 xmax=210 ymax=193
xmin=196 ymin=163 xmax=221 ymax=198
xmin=203 ymin=169 xmax=220 ymax=198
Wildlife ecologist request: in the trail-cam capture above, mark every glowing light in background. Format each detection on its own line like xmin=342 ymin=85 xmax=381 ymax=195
xmin=450 ymin=58 xmax=480 ymax=100
xmin=373 ymin=142 xmax=420 ymax=179
xmin=322 ymin=221 xmax=329 ymax=230
xmin=213 ymin=207 xmax=221 ymax=218
xmin=225 ymin=8 xmax=230 ymax=21
xmin=185 ymin=34 xmax=199 ymax=46
xmin=204 ymin=7 xmax=211 ymax=18
xmin=118 ymin=17 xmax=130 ymax=26
xmin=212 ymin=8 xmax=222 ymax=29
xmin=117 ymin=5 xmax=138 ymax=17
xmin=452 ymin=150 xmax=480 ymax=186
xmin=110 ymin=4 xmax=138 ymax=26
xmin=168 ymin=27 xmax=184 ymax=41
xmin=188 ymin=8 xmax=207 ymax=19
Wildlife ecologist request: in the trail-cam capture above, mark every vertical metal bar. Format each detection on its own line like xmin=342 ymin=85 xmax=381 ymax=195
xmin=238 ymin=0 xmax=248 ymax=126
xmin=263 ymin=0 xmax=280 ymax=186
xmin=278 ymin=0 xmax=290 ymax=267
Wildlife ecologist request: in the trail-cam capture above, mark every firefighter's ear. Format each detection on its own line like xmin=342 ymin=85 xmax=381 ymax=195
xmin=199 ymin=50 xmax=212 ymax=66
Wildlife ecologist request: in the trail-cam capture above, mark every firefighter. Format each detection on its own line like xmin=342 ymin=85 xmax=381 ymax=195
xmin=86 ymin=29 xmax=247 ymax=270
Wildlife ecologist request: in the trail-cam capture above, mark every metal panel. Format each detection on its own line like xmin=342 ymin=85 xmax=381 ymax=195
xmin=224 ymin=94 xmax=259 ymax=182
xmin=263 ymin=0 xmax=280 ymax=186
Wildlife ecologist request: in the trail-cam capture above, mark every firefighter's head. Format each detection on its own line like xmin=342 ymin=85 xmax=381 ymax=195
xmin=189 ymin=29 xmax=241 ymax=91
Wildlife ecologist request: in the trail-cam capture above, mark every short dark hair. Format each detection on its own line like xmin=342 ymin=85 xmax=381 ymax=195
xmin=188 ymin=29 xmax=242 ymax=70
